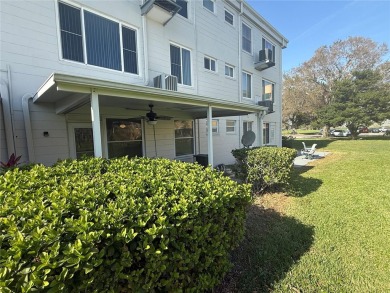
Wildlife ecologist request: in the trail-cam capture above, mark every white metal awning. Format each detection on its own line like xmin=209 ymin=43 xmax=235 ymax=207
xmin=34 ymin=73 xmax=266 ymax=118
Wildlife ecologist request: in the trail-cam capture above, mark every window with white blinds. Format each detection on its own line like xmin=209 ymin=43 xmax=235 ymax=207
xmin=58 ymin=2 xmax=138 ymax=74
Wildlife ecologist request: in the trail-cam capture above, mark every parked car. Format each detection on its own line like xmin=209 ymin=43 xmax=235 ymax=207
xmin=370 ymin=128 xmax=380 ymax=133
xmin=332 ymin=129 xmax=351 ymax=137
xmin=358 ymin=126 xmax=369 ymax=133
xmin=379 ymin=127 xmax=389 ymax=133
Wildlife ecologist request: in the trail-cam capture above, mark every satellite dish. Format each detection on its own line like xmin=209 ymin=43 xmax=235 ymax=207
xmin=241 ymin=131 xmax=256 ymax=148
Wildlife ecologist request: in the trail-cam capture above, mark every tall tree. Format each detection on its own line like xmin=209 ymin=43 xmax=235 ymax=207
xmin=317 ymin=69 xmax=390 ymax=138
xmin=282 ymin=37 xmax=388 ymax=135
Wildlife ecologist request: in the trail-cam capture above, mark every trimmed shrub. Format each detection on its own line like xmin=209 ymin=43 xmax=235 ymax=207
xmin=232 ymin=147 xmax=297 ymax=193
xmin=0 ymin=157 xmax=251 ymax=292
xmin=282 ymin=135 xmax=295 ymax=148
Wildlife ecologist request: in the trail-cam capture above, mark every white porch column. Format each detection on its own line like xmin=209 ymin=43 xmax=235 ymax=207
xmin=91 ymin=90 xmax=103 ymax=157
xmin=207 ymin=105 xmax=214 ymax=168
xmin=257 ymin=112 xmax=264 ymax=147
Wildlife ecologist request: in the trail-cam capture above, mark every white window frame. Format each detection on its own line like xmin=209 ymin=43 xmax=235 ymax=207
xmin=243 ymin=121 xmax=253 ymax=134
xmin=226 ymin=120 xmax=236 ymax=134
xmin=104 ymin=118 xmax=144 ymax=159
xmin=170 ymin=42 xmax=192 ymax=86
xmin=203 ymin=0 xmax=215 ymax=13
xmin=242 ymin=71 xmax=252 ymax=99
xmin=206 ymin=119 xmax=219 ymax=134
xmin=242 ymin=22 xmax=252 ymax=54
xmin=176 ymin=0 xmax=188 ymax=19
xmin=224 ymin=9 xmax=234 ymax=26
xmin=204 ymin=56 xmax=217 ymax=72
xmin=224 ymin=64 xmax=234 ymax=78
xmin=174 ymin=120 xmax=195 ymax=157
xmin=57 ymin=1 xmax=139 ymax=75
xmin=262 ymin=79 xmax=275 ymax=102
xmin=263 ymin=37 xmax=276 ymax=62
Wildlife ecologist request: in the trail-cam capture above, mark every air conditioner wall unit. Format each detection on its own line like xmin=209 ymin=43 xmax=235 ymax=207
xmin=258 ymin=100 xmax=274 ymax=114
xmin=153 ymin=74 xmax=178 ymax=91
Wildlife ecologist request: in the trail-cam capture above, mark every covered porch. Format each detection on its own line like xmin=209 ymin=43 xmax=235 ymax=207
xmin=33 ymin=73 xmax=267 ymax=167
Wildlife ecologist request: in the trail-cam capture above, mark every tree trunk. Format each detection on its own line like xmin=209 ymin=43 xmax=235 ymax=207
xmin=322 ymin=125 xmax=330 ymax=138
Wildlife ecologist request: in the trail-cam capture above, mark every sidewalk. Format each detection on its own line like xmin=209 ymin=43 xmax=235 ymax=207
xmin=294 ymin=151 xmax=330 ymax=167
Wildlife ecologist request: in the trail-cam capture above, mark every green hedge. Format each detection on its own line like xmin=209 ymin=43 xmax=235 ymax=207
xmin=232 ymin=147 xmax=297 ymax=193
xmin=0 ymin=157 xmax=251 ymax=292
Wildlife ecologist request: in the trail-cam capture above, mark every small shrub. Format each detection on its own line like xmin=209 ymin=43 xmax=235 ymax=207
xmin=232 ymin=147 xmax=297 ymax=193
xmin=0 ymin=157 xmax=251 ymax=292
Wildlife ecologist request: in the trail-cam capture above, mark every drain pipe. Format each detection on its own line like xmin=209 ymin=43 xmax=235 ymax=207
xmin=0 ymin=80 xmax=16 ymax=157
xmin=22 ymin=93 xmax=35 ymax=163
xmin=142 ymin=14 xmax=149 ymax=86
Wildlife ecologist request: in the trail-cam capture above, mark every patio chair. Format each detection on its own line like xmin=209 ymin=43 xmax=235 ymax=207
xmin=302 ymin=143 xmax=317 ymax=159
xmin=302 ymin=142 xmax=312 ymax=152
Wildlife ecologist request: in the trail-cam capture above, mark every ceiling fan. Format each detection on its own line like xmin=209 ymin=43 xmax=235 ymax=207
xmin=143 ymin=104 xmax=172 ymax=125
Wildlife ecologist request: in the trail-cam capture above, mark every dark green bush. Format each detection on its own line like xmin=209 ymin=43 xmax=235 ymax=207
xmin=232 ymin=147 xmax=297 ymax=193
xmin=0 ymin=157 xmax=251 ymax=292
xmin=282 ymin=135 xmax=295 ymax=148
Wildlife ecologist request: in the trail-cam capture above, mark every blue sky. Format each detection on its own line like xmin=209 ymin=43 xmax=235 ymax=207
xmin=247 ymin=0 xmax=390 ymax=72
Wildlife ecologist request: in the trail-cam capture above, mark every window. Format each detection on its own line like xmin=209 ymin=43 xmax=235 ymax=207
xmin=106 ymin=119 xmax=143 ymax=158
xmin=175 ymin=120 xmax=194 ymax=156
xmin=263 ymin=123 xmax=269 ymax=144
xmin=226 ymin=120 xmax=236 ymax=133
xmin=170 ymin=44 xmax=192 ymax=86
xmin=243 ymin=121 xmax=253 ymax=134
xmin=203 ymin=0 xmax=214 ymax=12
xmin=242 ymin=23 xmax=251 ymax=53
xmin=225 ymin=64 xmax=234 ymax=78
xmin=204 ymin=56 xmax=216 ymax=72
xmin=262 ymin=80 xmax=275 ymax=101
xmin=206 ymin=120 xmax=219 ymax=134
xmin=242 ymin=72 xmax=252 ymax=99
xmin=58 ymin=2 xmax=138 ymax=74
xmin=176 ymin=0 xmax=188 ymax=18
xmin=263 ymin=122 xmax=276 ymax=145
xmin=225 ymin=10 xmax=234 ymax=25
xmin=58 ymin=3 xmax=84 ymax=62
xmin=262 ymin=38 xmax=276 ymax=62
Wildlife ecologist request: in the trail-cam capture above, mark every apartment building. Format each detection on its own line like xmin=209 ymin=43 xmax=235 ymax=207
xmin=0 ymin=0 xmax=287 ymax=166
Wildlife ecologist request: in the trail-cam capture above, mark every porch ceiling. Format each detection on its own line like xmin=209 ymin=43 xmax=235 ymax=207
xmin=34 ymin=73 xmax=266 ymax=118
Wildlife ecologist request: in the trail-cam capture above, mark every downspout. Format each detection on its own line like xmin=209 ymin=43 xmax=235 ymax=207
xmin=142 ymin=13 xmax=149 ymax=85
xmin=0 ymin=80 xmax=16 ymax=157
xmin=258 ymin=110 xmax=266 ymax=147
xmin=22 ymin=93 xmax=35 ymax=162
xmin=238 ymin=0 xmax=243 ymax=148
xmin=238 ymin=0 xmax=243 ymax=103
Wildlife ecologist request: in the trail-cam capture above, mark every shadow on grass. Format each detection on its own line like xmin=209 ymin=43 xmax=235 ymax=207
xmin=287 ymin=167 xmax=323 ymax=197
xmin=215 ymin=204 xmax=314 ymax=292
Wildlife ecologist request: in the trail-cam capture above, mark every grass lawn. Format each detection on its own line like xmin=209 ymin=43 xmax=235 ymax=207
xmin=216 ymin=138 xmax=390 ymax=292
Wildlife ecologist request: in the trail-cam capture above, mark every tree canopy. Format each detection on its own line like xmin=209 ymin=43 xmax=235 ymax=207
xmin=282 ymin=36 xmax=389 ymax=134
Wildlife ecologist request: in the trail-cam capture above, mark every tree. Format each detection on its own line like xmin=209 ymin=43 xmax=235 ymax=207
xmin=317 ymin=70 xmax=390 ymax=138
xmin=282 ymin=37 xmax=389 ymax=135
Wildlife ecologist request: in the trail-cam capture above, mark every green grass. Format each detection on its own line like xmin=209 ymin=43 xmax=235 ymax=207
xmin=282 ymin=129 xmax=320 ymax=135
xmin=216 ymin=138 xmax=390 ymax=292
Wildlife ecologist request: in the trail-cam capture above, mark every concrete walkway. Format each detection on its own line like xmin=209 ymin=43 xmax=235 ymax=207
xmin=294 ymin=151 xmax=331 ymax=167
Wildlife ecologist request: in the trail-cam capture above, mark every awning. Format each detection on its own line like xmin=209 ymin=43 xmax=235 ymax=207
xmin=34 ymin=73 xmax=266 ymax=118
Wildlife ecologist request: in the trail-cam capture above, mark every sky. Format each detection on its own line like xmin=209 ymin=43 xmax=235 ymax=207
xmin=247 ymin=0 xmax=390 ymax=73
